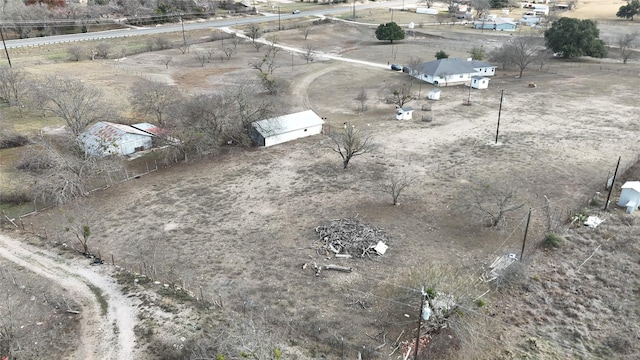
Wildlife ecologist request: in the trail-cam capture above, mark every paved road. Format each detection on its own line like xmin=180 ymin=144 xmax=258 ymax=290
xmin=5 ymin=1 xmax=415 ymax=49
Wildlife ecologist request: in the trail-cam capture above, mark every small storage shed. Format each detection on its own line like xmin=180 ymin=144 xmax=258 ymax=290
xmin=618 ymin=181 xmax=640 ymax=214
xmin=79 ymin=121 xmax=153 ymax=156
xmin=251 ymin=110 xmax=324 ymax=147
xmin=395 ymin=106 xmax=414 ymax=120
xmin=428 ymin=88 xmax=441 ymax=100
xmin=470 ymin=75 xmax=489 ymax=89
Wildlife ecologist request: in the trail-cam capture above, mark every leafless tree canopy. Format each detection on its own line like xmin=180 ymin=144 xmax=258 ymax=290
xmin=0 ymin=68 xmax=26 ymax=107
xmin=328 ymin=123 xmax=377 ymax=169
xmin=472 ymin=0 xmax=491 ymax=18
xmin=247 ymin=23 xmax=261 ymax=43
xmin=617 ymin=32 xmax=639 ymax=64
xmin=302 ymin=43 xmax=316 ymax=64
xmin=390 ymin=84 xmax=414 ymax=108
xmin=463 ymin=180 xmax=528 ymax=228
xmin=506 ymin=35 xmax=543 ymax=77
xmin=67 ymin=45 xmax=85 ymax=61
xmin=164 ymin=83 xmax=274 ymax=160
xmin=382 ymin=172 xmax=414 ymax=205
xmin=130 ymin=80 xmax=183 ymax=125
xmin=355 ymin=88 xmax=368 ymax=113
xmin=16 ymin=137 xmax=124 ymax=205
xmin=31 ymin=76 xmax=110 ymax=136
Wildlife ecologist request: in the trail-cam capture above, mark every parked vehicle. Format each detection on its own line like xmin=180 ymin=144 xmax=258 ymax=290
xmin=292 ymin=9 xmax=300 ymax=14
xmin=390 ymin=64 xmax=402 ymax=71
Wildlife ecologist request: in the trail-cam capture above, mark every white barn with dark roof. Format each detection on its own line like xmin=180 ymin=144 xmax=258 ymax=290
xmin=251 ymin=110 xmax=324 ymax=147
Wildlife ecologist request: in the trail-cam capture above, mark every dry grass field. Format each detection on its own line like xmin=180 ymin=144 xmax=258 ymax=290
xmin=2 ymin=2 xmax=640 ymax=359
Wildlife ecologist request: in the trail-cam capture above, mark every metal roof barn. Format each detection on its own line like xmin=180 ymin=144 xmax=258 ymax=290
xmin=251 ymin=110 xmax=324 ymax=147
xmin=79 ymin=121 xmax=153 ymax=156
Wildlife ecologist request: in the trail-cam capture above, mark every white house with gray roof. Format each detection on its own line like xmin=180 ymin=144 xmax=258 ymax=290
xmin=408 ymin=58 xmax=496 ymax=86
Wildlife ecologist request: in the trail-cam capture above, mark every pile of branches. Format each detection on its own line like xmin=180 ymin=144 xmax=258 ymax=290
xmin=314 ymin=218 xmax=389 ymax=259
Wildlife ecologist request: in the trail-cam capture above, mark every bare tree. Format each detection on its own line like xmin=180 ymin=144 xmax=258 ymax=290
xmin=0 ymin=68 xmax=26 ymax=107
xmin=464 ymin=180 xmax=528 ymax=228
xmin=178 ymin=44 xmax=190 ymax=54
xmin=302 ymin=25 xmax=312 ymax=40
xmin=118 ymin=46 xmax=128 ymax=59
xmin=231 ymin=35 xmax=243 ymax=48
xmin=382 ymin=172 xmax=413 ymax=205
xmin=195 ymin=51 xmax=208 ymax=66
xmin=165 ymin=83 xmax=274 ymax=159
xmin=95 ymin=42 xmax=111 ymax=59
xmin=472 ymin=0 xmax=491 ymax=19
xmin=130 ymin=80 xmax=182 ymax=125
xmin=489 ymin=45 xmax=513 ymax=70
xmin=247 ymin=23 xmax=261 ymax=43
xmin=302 ymin=43 xmax=316 ymax=63
xmin=618 ymin=32 xmax=639 ymax=64
xmin=355 ymin=88 xmax=368 ymax=113
xmin=249 ymin=44 xmax=281 ymax=94
xmin=17 ymin=137 xmax=123 ymax=205
xmin=328 ymin=123 xmax=377 ymax=169
xmin=64 ymin=214 xmax=93 ymax=255
xmin=251 ymin=41 xmax=264 ymax=52
xmin=67 ymin=45 xmax=85 ymax=61
xmin=390 ymin=84 xmax=414 ymax=108
xmin=223 ymin=47 xmax=235 ymax=59
xmin=31 ymin=76 xmax=110 ymax=136
xmin=534 ymin=48 xmax=554 ymax=71
xmin=154 ymin=36 xmax=171 ymax=50
xmin=160 ymin=56 xmax=172 ymax=69
xmin=505 ymin=34 xmax=541 ymax=77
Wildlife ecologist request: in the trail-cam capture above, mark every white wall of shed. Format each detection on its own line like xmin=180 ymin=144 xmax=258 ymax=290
xmin=263 ymin=124 xmax=323 ymax=147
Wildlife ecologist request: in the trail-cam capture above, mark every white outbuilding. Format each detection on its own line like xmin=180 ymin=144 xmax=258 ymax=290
xmin=395 ymin=106 xmax=414 ymax=120
xmin=427 ymin=88 xmax=441 ymax=100
xmin=470 ymin=75 xmax=490 ymax=89
xmin=618 ymin=181 xmax=640 ymax=214
xmin=251 ymin=110 xmax=324 ymax=147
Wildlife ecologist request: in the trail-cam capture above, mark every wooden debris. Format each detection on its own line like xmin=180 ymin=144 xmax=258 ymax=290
xmin=324 ymin=264 xmax=352 ymax=272
xmin=314 ymin=218 xmax=389 ymax=259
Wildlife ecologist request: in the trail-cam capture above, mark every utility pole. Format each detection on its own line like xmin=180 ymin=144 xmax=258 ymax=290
xmin=278 ymin=6 xmax=281 ymax=30
xmin=413 ymin=288 xmax=427 ymax=360
xmin=180 ymin=15 xmax=186 ymax=48
xmin=1 ymin=28 xmax=11 ymax=68
xmin=604 ymin=156 xmax=621 ymax=211
xmin=520 ymin=208 xmax=532 ymax=261
xmin=495 ymin=89 xmax=504 ymax=144
xmin=353 ymin=0 xmax=356 ymax=19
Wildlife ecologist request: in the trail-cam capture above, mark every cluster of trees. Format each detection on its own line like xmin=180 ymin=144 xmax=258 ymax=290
xmin=617 ymin=0 xmax=640 ymax=20
xmin=544 ymin=18 xmax=607 ymax=59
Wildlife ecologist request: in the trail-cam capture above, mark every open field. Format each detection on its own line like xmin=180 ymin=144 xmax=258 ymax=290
xmin=1 ymin=2 xmax=640 ymax=359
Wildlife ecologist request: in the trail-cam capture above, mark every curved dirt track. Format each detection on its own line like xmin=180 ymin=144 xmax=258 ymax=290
xmin=0 ymin=233 xmax=138 ymax=360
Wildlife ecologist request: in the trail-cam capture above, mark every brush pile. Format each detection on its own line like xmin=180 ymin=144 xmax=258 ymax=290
xmin=314 ymin=218 xmax=389 ymax=259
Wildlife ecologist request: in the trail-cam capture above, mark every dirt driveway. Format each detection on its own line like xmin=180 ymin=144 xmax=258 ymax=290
xmin=0 ymin=233 xmax=139 ymax=359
